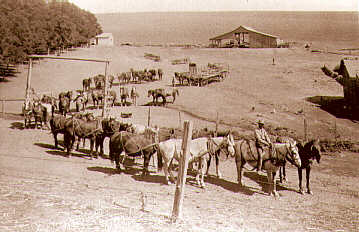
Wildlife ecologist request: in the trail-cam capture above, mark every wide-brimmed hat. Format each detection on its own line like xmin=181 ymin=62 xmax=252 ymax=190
xmin=257 ymin=119 xmax=265 ymax=125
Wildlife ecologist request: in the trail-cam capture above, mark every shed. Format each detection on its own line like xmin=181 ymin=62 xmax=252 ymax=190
xmin=209 ymin=26 xmax=281 ymax=48
xmin=95 ymin=33 xmax=114 ymax=46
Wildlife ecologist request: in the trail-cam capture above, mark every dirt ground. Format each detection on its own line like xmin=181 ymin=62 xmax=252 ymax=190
xmin=0 ymin=45 xmax=358 ymax=231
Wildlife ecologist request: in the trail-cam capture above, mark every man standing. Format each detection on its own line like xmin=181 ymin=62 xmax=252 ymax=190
xmin=254 ymin=119 xmax=272 ymax=172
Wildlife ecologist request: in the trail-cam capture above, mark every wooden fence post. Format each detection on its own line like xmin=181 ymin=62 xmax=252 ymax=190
xmin=215 ymin=112 xmax=219 ymax=137
xmin=2 ymin=99 xmax=5 ymax=118
xmin=304 ymin=117 xmax=308 ymax=142
xmin=147 ymin=106 xmax=151 ymax=127
xmin=171 ymin=120 xmax=193 ymax=222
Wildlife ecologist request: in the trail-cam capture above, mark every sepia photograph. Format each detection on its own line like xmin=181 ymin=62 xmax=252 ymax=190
xmin=0 ymin=0 xmax=358 ymax=231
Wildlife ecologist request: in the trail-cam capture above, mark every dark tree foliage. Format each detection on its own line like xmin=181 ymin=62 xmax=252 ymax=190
xmin=0 ymin=0 xmax=102 ymax=64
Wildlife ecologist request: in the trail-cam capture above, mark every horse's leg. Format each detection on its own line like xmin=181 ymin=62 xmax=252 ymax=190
xmin=306 ymin=166 xmax=313 ymax=195
xmin=89 ymin=138 xmax=95 ymax=159
xmin=298 ymin=168 xmax=304 ymax=194
xmin=205 ymin=154 xmax=212 ymax=176
xmin=235 ymin=152 xmax=244 ymax=186
xmin=267 ymin=172 xmax=274 ymax=196
xmin=53 ymin=132 xmax=58 ymax=149
xmin=215 ymin=152 xmax=222 ymax=178
xmin=283 ymin=163 xmax=287 ymax=182
xmin=272 ymin=172 xmax=279 ymax=197
xmin=142 ymin=153 xmax=151 ymax=176
xmin=200 ymin=157 xmax=206 ymax=188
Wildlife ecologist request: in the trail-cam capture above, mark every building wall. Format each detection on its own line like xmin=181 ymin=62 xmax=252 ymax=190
xmin=249 ymin=32 xmax=277 ymax=48
xmin=96 ymin=36 xmax=114 ymax=46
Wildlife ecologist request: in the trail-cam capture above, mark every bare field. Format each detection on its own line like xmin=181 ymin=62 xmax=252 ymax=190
xmin=0 ymin=46 xmax=358 ymax=231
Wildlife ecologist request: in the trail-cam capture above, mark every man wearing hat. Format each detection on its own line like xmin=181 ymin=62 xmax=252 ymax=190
xmin=254 ymin=119 xmax=272 ymax=172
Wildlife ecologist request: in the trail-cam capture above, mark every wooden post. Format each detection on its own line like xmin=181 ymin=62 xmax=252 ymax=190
xmin=2 ymin=99 xmax=5 ymax=118
xmin=147 ymin=106 xmax=151 ymax=127
xmin=178 ymin=112 xmax=182 ymax=129
xmin=215 ymin=112 xmax=219 ymax=137
xmin=102 ymin=61 xmax=109 ymax=117
xmin=334 ymin=119 xmax=337 ymax=144
xmin=304 ymin=117 xmax=308 ymax=142
xmin=171 ymin=120 xmax=193 ymax=222
xmin=25 ymin=58 xmax=33 ymax=101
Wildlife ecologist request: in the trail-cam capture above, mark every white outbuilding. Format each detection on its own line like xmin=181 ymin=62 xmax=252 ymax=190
xmin=95 ymin=33 xmax=114 ymax=46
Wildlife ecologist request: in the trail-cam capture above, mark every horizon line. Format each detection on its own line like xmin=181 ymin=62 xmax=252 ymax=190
xmin=95 ymin=10 xmax=359 ymax=14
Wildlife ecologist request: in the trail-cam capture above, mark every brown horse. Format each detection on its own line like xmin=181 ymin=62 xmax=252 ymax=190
xmin=109 ymin=131 xmax=161 ymax=175
xmin=234 ymin=140 xmax=301 ymax=197
xmin=82 ymin=78 xmax=92 ymax=91
xmin=50 ymin=115 xmax=71 ymax=149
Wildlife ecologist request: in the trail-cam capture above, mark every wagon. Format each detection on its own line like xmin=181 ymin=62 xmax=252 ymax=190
xmin=144 ymin=53 xmax=160 ymax=62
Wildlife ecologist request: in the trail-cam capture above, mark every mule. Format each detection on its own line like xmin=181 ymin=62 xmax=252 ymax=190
xmin=277 ymin=138 xmax=321 ymax=195
xmin=234 ymin=140 xmax=301 ymax=197
xmin=109 ymin=131 xmax=161 ymax=175
xmin=157 ymin=134 xmax=235 ymax=188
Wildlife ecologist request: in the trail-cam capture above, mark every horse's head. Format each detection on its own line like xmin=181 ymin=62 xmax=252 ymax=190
xmin=285 ymin=141 xmax=301 ymax=168
xmin=310 ymin=139 xmax=321 ymax=164
xmin=219 ymin=133 xmax=235 ymax=157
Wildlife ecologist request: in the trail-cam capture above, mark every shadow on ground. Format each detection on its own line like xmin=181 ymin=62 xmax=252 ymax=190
xmin=306 ymin=95 xmax=359 ymax=120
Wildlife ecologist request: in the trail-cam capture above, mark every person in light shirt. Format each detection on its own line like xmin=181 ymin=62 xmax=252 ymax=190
xmin=254 ymin=119 xmax=272 ymax=172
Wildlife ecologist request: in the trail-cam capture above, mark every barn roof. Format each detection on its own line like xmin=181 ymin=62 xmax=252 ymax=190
xmin=209 ymin=25 xmax=278 ymax=41
xmin=96 ymin=33 xmax=113 ymax=38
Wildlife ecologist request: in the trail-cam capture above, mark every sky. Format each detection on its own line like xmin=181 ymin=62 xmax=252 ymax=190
xmin=68 ymin=0 xmax=359 ymax=14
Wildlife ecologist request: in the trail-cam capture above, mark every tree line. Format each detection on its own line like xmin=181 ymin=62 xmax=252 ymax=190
xmin=0 ymin=0 xmax=102 ymax=65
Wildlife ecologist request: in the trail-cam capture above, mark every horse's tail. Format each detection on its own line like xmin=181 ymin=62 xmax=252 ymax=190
xmin=155 ymin=144 xmax=163 ymax=172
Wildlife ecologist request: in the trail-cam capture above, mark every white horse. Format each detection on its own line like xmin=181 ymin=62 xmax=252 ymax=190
xmin=157 ymin=134 xmax=235 ymax=188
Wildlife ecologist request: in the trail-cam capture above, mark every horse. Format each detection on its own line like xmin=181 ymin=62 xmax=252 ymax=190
xmin=234 ymin=139 xmax=301 ymax=197
xmin=157 ymin=68 xmax=163 ymax=80
xmin=93 ymin=74 xmax=105 ymax=89
xmin=157 ymin=134 xmax=235 ymax=188
xmin=63 ymin=115 xmax=103 ymax=159
xmin=95 ymin=118 xmax=131 ymax=156
xmin=58 ymin=96 xmax=70 ymax=116
xmin=147 ymin=89 xmax=166 ymax=105
xmin=119 ymin=86 xmax=129 ymax=106
xmin=73 ymin=93 xmax=86 ymax=112
xmin=91 ymin=89 xmax=104 ymax=108
xmin=109 ymin=131 xmax=161 ymax=175
xmin=32 ymin=100 xmax=48 ymax=129
xmin=82 ymin=78 xmax=92 ymax=91
xmin=277 ymin=138 xmax=321 ymax=195
xmin=162 ymin=88 xmax=179 ymax=103
xmin=22 ymin=100 xmax=33 ymax=129
xmin=108 ymin=75 xmax=115 ymax=88
xmin=50 ymin=115 xmax=71 ymax=149
xmin=130 ymin=87 xmax=139 ymax=106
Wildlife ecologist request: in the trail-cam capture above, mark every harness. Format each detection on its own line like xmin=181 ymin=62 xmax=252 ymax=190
xmin=207 ymin=137 xmax=230 ymax=161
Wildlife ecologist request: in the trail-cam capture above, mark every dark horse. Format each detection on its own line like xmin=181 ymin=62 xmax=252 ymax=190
xmin=82 ymin=78 xmax=92 ymax=91
xmin=50 ymin=115 xmax=71 ymax=149
xmin=109 ymin=131 xmax=162 ymax=175
xmin=95 ymin=118 xmax=130 ymax=156
xmin=147 ymin=89 xmax=166 ymax=105
xmin=278 ymin=138 xmax=321 ymax=195
xmin=63 ymin=116 xmax=103 ymax=159
xmin=58 ymin=91 xmax=72 ymax=116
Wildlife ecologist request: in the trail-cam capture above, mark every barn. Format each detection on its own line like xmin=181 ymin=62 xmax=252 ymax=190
xmin=95 ymin=33 xmax=114 ymax=46
xmin=209 ymin=25 xmax=281 ymax=48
